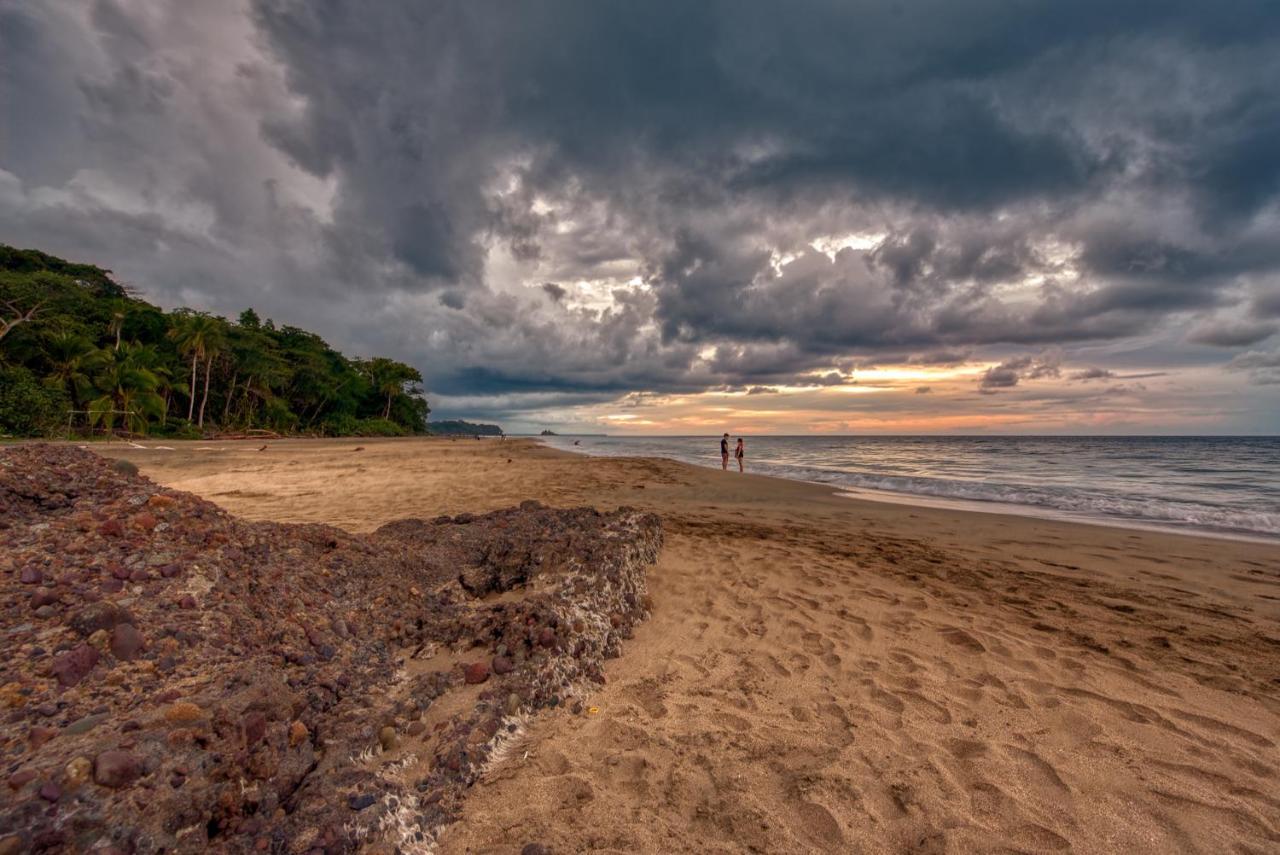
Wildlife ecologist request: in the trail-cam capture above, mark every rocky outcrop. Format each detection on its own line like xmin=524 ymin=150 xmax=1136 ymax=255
xmin=0 ymin=445 xmax=661 ymax=853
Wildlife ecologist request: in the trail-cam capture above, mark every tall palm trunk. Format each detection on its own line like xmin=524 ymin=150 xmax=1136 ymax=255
xmin=384 ymin=390 xmax=393 ymax=419
xmin=223 ymin=371 xmax=237 ymax=424
xmin=198 ymin=354 xmax=213 ymax=428
xmin=187 ymin=351 xmax=198 ymax=421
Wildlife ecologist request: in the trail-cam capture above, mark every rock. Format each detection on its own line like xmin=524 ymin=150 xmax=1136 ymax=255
xmin=164 ymin=702 xmax=202 ymax=723
xmin=522 ymin=844 xmax=550 ymax=855
xmin=52 ymin=643 xmax=100 ymax=688
xmin=288 ymin=720 xmax=309 ymax=747
xmin=38 ymin=782 xmax=61 ymax=802
xmin=64 ymin=714 xmax=108 ymax=736
xmin=0 ymin=835 xmax=23 ymax=855
xmin=464 ymin=661 xmax=489 ymax=684
xmin=406 ymin=720 xmax=425 ymax=736
xmin=243 ymin=711 xmax=268 ymax=746
xmin=348 ymin=793 xmax=377 ymax=811
xmin=93 ymin=750 xmax=142 ymax=788
xmin=537 ymin=627 xmax=557 ymax=647
xmin=30 ymin=587 xmax=57 ymax=608
xmin=19 ymin=567 xmax=42 ymax=584
xmin=69 ymin=602 xmax=135 ymax=637
xmin=88 ymin=628 xmax=111 ymax=650
xmin=28 ymin=726 xmax=57 ymax=749
xmin=6 ymin=770 xmax=36 ymax=791
xmin=64 ymin=756 xmax=92 ymax=788
xmin=34 ymin=606 xmax=55 ymax=619
xmin=133 ymin=512 xmax=158 ymax=531
xmin=110 ymin=624 xmax=145 ymax=660
xmin=99 ymin=518 xmax=125 ymax=538
xmin=111 ymin=459 xmax=139 ymax=476
xmin=378 ymin=726 xmax=398 ymax=751
xmin=491 ymin=655 xmax=514 ymax=675
xmin=178 ymin=595 xmax=197 ymax=610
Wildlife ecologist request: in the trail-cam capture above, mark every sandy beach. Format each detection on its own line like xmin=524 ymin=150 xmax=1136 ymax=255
xmin=104 ymin=436 xmax=1280 ymax=853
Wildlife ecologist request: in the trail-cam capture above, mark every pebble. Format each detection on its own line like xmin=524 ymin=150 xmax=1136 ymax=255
xmin=64 ymin=756 xmax=92 ymax=788
xmin=491 ymin=655 xmax=514 ymax=675
xmin=64 ymin=714 xmax=108 ymax=736
xmin=522 ymin=844 xmax=550 ymax=855
xmin=38 ymin=782 xmax=61 ymax=802
xmin=52 ymin=644 xmax=99 ymax=688
xmin=110 ymin=623 xmax=145 ymax=660
xmin=28 ymin=726 xmax=58 ymax=748
xmin=69 ymin=602 xmax=134 ymax=636
xmin=242 ymin=712 xmax=268 ymax=746
xmin=348 ymin=793 xmax=377 ymax=811
xmin=464 ymin=662 xmax=489 ymax=684
xmin=19 ymin=567 xmax=42 ymax=585
xmin=93 ymin=750 xmax=142 ymax=788
xmin=378 ymin=726 xmax=398 ymax=751
xmin=288 ymin=720 xmax=309 ymax=747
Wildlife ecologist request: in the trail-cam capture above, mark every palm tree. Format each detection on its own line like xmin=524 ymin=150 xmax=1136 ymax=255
xmin=168 ymin=312 xmax=222 ymax=424
xmin=106 ymin=300 xmax=129 ymax=351
xmin=86 ymin=343 xmax=165 ymax=435
xmin=42 ymin=332 xmax=98 ymax=415
xmin=196 ymin=321 xmax=227 ymax=429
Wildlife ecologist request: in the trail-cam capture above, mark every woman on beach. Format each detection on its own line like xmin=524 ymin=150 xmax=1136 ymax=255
xmin=735 ymin=437 xmax=745 ymax=472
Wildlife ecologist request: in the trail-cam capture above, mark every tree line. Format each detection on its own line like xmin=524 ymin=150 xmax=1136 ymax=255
xmin=0 ymin=245 xmax=429 ymax=438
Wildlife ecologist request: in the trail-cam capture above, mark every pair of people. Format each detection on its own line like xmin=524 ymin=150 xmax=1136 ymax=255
xmin=720 ymin=433 xmax=745 ymax=472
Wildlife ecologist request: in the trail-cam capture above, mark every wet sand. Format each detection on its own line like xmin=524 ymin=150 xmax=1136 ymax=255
xmin=105 ymin=436 xmax=1280 ymax=853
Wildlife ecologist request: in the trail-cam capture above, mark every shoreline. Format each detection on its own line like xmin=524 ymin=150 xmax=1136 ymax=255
xmin=539 ymin=437 xmax=1280 ymax=545
xmin=61 ymin=437 xmax=1280 ymax=852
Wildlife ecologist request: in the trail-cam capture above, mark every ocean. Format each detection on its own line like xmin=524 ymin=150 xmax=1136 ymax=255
xmin=539 ymin=435 xmax=1280 ymax=540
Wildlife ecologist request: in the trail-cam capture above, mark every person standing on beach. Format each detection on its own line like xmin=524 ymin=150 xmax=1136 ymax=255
xmin=721 ymin=433 xmax=730 ymax=470
xmin=735 ymin=437 xmax=745 ymax=472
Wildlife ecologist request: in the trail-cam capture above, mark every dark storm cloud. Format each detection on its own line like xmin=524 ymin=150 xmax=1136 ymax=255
xmin=1188 ymin=318 xmax=1279 ymax=347
xmin=1227 ymin=349 xmax=1280 ymax=385
xmin=3 ymin=0 xmax=1280 ymax=426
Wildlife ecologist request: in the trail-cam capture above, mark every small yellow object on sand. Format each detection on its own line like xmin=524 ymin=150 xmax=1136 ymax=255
xmin=587 ymin=706 xmax=600 ymax=715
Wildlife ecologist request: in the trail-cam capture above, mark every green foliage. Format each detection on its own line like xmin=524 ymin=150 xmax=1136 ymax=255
xmin=0 ymin=244 xmax=432 ymax=438
xmin=428 ymin=419 xmax=503 ymax=436
xmin=0 ymin=365 xmax=67 ymax=437
xmin=353 ymin=417 xmax=407 ymax=437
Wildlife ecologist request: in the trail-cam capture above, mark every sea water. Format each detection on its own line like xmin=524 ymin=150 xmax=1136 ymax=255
xmin=539 ymin=435 xmax=1280 ymax=540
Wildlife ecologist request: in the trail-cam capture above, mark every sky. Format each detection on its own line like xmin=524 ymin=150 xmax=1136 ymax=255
xmin=2 ymin=1 xmax=1279 ymax=435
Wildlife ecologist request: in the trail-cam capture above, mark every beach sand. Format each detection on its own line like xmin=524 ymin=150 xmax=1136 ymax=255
xmin=105 ymin=437 xmax=1280 ymax=853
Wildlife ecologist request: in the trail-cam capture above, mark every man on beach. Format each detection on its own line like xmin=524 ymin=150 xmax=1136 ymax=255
xmin=721 ymin=433 xmax=730 ymax=470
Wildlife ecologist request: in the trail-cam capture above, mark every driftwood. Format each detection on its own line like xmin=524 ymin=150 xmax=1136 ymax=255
xmin=209 ymin=428 xmax=283 ymax=440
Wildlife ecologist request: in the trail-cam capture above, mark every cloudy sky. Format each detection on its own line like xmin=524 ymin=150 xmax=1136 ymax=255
xmin=3 ymin=1 xmax=1279 ymax=434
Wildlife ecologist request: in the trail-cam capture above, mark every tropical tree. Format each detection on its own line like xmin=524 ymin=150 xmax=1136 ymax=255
xmin=360 ymin=357 xmax=424 ymax=419
xmin=42 ymin=332 xmax=99 ymax=415
xmin=168 ymin=311 xmax=224 ymax=425
xmin=106 ymin=299 xmax=129 ymax=351
xmin=86 ymin=342 xmax=166 ymax=434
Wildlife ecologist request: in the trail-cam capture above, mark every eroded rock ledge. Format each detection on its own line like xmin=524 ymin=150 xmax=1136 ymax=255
xmin=0 ymin=445 xmax=662 ymax=853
